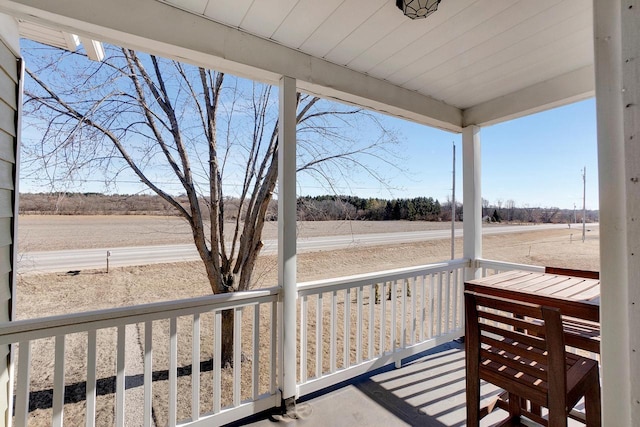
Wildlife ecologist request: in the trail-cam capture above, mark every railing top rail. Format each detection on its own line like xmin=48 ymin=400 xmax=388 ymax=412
xmin=297 ymin=258 xmax=470 ymax=295
xmin=0 ymin=287 xmax=279 ymax=344
xmin=475 ymin=258 xmax=544 ymax=273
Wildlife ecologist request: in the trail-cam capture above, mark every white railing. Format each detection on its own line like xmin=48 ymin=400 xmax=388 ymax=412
xmin=2 ymin=258 xmax=484 ymax=426
xmin=0 ymin=289 xmax=280 ymax=427
xmin=476 ymin=258 xmax=544 ymax=277
xmin=296 ymin=258 xmax=469 ymax=395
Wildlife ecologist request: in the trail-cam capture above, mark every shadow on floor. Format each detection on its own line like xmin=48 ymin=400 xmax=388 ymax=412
xmin=229 ymin=340 xmax=506 ymax=427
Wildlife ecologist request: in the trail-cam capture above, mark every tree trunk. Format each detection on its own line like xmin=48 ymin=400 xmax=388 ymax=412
xmin=221 ymin=309 xmax=235 ymax=366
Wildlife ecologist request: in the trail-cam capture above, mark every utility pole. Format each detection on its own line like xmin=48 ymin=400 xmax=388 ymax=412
xmin=582 ymin=167 xmax=586 ymax=242
xmin=451 ymin=141 xmax=456 ymax=260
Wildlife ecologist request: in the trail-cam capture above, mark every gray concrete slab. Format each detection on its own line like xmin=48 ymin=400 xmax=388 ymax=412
xmin=228 ymin=341 xmax=586 ymax=427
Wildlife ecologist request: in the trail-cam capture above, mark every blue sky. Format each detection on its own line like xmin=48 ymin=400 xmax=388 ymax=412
xmin=481 ymin=99 xmax=598 ymax=210
xmin=296 ymin=97 xmax=598 ymax=210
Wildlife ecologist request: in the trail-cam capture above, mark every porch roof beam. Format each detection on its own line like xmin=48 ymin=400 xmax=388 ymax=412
xmin=0 ymin=0 xmax=463 ymax=132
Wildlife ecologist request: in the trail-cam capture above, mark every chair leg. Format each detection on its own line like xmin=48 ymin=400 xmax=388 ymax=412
xmin=466 ymin=374 xmax=480 ymax=426
xmin=584 ymin=374 xmax=602 ymax=427
xmin=507 ymin=392 xmax=522 ymax=425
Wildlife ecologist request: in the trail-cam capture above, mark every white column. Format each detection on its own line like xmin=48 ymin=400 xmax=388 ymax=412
xmin=594 ymin=0 xmax=639 ymax=424
xmin=278 ymin=76 xmax=297 ymax=407
xmin=462 ymin=125 xmax=482 ymax=279
xmin=621 ymin=2 xmax=640 ymax=422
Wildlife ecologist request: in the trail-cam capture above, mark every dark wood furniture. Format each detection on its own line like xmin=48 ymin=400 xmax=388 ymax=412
xmin=465 ymin=290 xmax=601 ymax=426
xmin=544 ymin=266 xmax=600 ymax=280
xmin=465 ymin=270 xmax=600 ymax=354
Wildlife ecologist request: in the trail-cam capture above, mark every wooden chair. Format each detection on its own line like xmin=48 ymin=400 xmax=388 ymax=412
xmin=544 ymin=266 xmax=599 ymax=280
xmin=465 ymin=290 xmax=601 ymax=426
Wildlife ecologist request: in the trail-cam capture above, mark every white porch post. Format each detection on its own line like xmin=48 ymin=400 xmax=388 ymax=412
xmin=594 ymin=1 xmax=639 ymax=424
xmin=462 ymin=125 xmax=482 ymax=279
xmin=278 ymin=75 xmax=298 ymax=410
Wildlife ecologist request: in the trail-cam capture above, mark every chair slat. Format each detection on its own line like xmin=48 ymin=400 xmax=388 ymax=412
xmin=481 ymin=334 xmax=547 ymax=365
xmin=480 ymin=347 xmax=548 ymax=381
xmin=480 ymin=367 xmax=548 ymax=406
xmin=478 ymin=310 xmax=545 ymax=336
xmin=480 ymin=322 xmax=547 ymax=350
xmin=472 ymin=293 xmax=542 ymax=319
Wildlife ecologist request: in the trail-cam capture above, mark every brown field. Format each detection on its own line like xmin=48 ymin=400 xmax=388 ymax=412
xmin=18 ymin=215 xmax=465 ymax=251
xmin=15 ymin=216 xmax=599 ymax=426
xmin=17 ymin=219 xmax=600 ymax=317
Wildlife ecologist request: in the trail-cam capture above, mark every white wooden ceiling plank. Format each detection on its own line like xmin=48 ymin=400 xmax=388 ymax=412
xmin=324 ymin=2 xmax=405 ymax=66
xmin=463 ymin=65 xmax=594 ymax=127
xmin=422 ymin=2 xmax=590 ymax=91
xmin=163 ymin=0 xmax=208 ymax=15
xmin=271 ymin=0 xmax=343 ymax=48
xmin=429 ymin=27 xmax=592 ymax=102
xmin=446 ymin=38 xmax=593 ymax=108
xmin=389 ymin=0 xmax=554 ymax=86
xmin=425 ymin=9 xmax=592 ymax=98
xmin=402 ymin=0 xmax=574 ymax=89
xmin=299 ymin=0 xmax=387 ymax=58
xmin=346 ymin=0 xmax=476 ymax=73
xmin=458 ymin=48 xmax=593 ymax=110
xmin=240 ymin=0 xmax=299 ymax=39
xmin=369 ymin=0 xmax=514 ymax=83
xmin=203 ymin=0 xmax=254 ymax=28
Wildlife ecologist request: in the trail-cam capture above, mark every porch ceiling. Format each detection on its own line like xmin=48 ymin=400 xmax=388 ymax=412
xmin=0 ymin=0 xmax=595 ymax=131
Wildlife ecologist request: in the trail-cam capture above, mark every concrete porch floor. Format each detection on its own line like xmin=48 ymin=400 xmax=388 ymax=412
xmin=228 ymin=341 xmax=588 ymax=427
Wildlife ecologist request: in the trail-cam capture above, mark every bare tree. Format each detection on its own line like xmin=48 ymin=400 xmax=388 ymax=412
xmin=522 ymin=204 xmax=537 ymax=223
xmin=539 ymin=207 xmax=560 ymax=223
xmin=496 ymin=199 xmax=503 ymax=219
xmin=505 ymin=199 xmax=516 ymax=222
xmin=22 ymin=43 xmax=400 ymax=363
xmin=482 ymin=198 xmax=490 ymax=217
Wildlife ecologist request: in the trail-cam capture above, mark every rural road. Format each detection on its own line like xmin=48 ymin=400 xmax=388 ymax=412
xmin=19 ymin=223 xmax=594 ymax=274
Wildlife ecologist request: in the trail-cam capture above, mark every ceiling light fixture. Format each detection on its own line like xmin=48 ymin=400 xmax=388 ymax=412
xmin=396 ymin=0 xmax=441 ymax=20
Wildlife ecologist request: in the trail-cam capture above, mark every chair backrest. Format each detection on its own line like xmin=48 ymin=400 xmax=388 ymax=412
xmin=464 ymin=290 xmax=567 ymax=408
xmin=544 ymin=266 xmax=600 ymax=280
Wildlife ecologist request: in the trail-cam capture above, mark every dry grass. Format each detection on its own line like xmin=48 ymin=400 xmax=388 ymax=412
xmin=18 ymin=215 xmax=462 ymax=251
xmin=15 ymin=218 xmax=599 ymax=426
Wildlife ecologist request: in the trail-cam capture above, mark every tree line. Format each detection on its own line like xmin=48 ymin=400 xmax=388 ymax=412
xmin=298 ymin=195 xmax=442 ymax=221
xmin=19 ymin=192 xmax=598 ymax=224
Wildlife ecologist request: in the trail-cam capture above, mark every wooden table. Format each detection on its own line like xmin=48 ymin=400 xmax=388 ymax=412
xmin=464 ymin=270 xmax=600 ymax=354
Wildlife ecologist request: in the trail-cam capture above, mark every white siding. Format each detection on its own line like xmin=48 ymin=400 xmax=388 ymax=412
xmin=0 ymin=30 xmax=19 ymax=427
